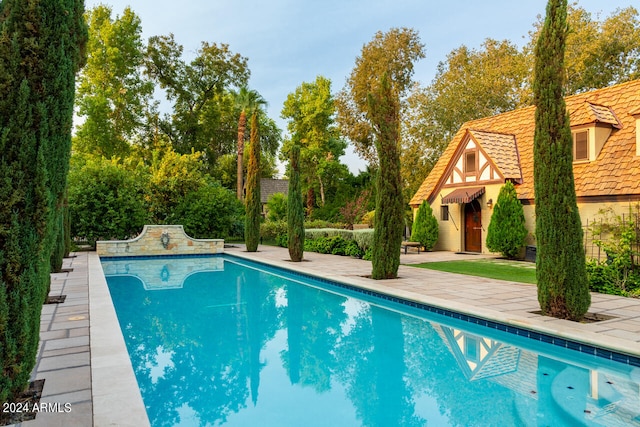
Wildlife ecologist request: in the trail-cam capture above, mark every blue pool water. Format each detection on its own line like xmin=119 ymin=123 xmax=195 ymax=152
xmin=102 ymin=255 xmax=640 ymax=427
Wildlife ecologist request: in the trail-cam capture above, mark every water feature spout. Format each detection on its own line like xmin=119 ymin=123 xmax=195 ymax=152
xmin=160 ymin=231 xmax=170 ymax=249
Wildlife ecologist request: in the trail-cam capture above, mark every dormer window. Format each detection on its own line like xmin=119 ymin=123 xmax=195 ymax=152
xmin=574 ymin=130 xmax=589 ymax=161
xmin=569 ymin=103 xmax=620 ymax=162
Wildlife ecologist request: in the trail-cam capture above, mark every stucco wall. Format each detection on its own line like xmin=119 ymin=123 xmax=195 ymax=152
xmin=425 ymin=192 xmax=639 ymax=258
xmin=423 ymin=183 xmax=503 ymax=254
xmin=96 ymin=225 xmax=224 ymax=257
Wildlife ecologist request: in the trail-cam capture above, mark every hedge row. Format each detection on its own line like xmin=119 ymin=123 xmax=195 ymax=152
xmin=274 ymin=227 xmax=375 ymax=259
xmin=260 ymin=221 xmax=348 ymax=241
xmin=303 ymin=228 xmax=375 ymax=251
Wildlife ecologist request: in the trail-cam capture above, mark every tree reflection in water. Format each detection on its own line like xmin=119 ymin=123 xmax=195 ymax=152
xmin=105 ymin=257 xmax=640 ymax=427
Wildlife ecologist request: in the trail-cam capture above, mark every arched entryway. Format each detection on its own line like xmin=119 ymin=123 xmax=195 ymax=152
xmin=464 ymin=200 xmax=482 ymax=252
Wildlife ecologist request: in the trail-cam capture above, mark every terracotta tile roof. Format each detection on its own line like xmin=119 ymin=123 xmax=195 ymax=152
xmin=570 ymin=102 xmax=622 ymax=128
xmin=410 ymin=79 xmax=640 ymax=206
xmin=469 ymin=130 xmax=522 ymax=181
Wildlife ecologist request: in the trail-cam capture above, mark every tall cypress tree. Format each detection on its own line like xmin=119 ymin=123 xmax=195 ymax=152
xmin=244 ymin=111 xmax=261 ymax=252
xmin=533 ymin=0 xmax=590 ymax=320
xmin=43 ymin=0 xmax=87 ymax=272
xmin=369 ymin=74 xmax=403 ymax=279
xmin=0 ymin=0 xmax=86 ymax=401
xmin=287 ymin=145 xmax=304 ymax=262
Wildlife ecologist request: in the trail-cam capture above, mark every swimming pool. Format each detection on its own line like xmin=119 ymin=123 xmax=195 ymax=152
xmin=102 ymin=254 xmax=640 ymax=427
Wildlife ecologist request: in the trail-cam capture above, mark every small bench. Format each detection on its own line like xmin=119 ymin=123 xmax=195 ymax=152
xmin=401 ymin=241 xmax=421 ymax=254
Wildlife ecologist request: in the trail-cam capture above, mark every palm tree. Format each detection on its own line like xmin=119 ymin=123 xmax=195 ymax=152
xmin=232 ymin=87 xmax=267 ymax=200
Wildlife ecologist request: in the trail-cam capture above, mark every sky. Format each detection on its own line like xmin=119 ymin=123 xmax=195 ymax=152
xmin=84 ymin=0 xmax=637 ymax=174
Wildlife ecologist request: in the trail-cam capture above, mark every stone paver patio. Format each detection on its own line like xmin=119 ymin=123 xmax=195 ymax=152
xmin=10 ymin=245 xmax=640 ymax=426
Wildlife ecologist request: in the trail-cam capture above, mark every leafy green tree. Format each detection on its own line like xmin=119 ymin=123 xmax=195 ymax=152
xmin=232 ymin=87 xmax=267 ymax=200
xmin=336 ymin=28 xmax=425 ymax=164
xmin=145 ymin=147 xmax=208 ymax=223
xmin=281 ymin=76 xmax=347 ymax=211
xmin=533 ymin=0 xmax=590 ymax=320
xmin=526 ymin=4 xmax=640 ymax=94
xmin=266 ymin=193 xmax=287 ymax=222
xmin=74 ymin=5 xmax=154 ymax=159
xmin=144 ymin=34 xmax=249 ymax=170
xmin=67 ymin=157 xmax=149 ymax=246
xmin=171 ymin=183 xmax=243 ymax=239
xmin=245 ymin=112 xmax=261 ymax=252
xmin=0 ymin=0 xmax=87 ymax=401
xmin=486 ymin=182 xmax=528 ymax=259
xmin=410 ymin=201 xmax=438 ymax=251
xmin=288 ymin=145 xmax=304 ymax=262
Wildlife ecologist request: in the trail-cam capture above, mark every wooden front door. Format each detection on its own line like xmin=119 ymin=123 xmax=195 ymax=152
xmin=464 ymin=200 xmax=482 ymax=252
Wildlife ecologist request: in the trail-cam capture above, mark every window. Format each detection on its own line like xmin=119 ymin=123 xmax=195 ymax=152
xmin=441 ymin=205 xmax=449 ymax=221
xmin=574 ymin=130 xmax=588 ymax=161
xmin=464 ymin=337 xmax=479 ymax=362
xmin=465 ymin=151 xmax=476 ymax=173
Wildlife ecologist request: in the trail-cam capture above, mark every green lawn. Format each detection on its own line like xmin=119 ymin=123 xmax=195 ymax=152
xmin=410 ymin=259 xmax=537 ymax=284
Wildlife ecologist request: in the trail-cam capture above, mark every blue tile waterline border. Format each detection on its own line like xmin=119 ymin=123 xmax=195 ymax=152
xmin=99 ymin=253 xmax=224 ymax=261
xmin=224 ymin=253 xmax=640 ymax=369
xmin=97 ymin=252 xmax=640 ymax=368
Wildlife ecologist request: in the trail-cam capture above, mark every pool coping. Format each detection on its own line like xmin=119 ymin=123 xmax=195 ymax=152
xmin=89 ymin=252 xmax=150 ymax=427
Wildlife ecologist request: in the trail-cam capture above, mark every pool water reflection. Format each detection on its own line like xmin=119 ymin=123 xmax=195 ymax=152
xmin=102 ymin=255 xmax=640 ymax=427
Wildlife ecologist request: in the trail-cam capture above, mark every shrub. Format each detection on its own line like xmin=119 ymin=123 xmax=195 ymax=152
xmin=362 ymin=210 xmax=375 ymax=227
xmin=147 ymin=148 xmax=208 ymax=223
xmin=353 ymin=229 xmax=375 ymax=252
xmin=302 ymin=233 xmax=367 ymax=259
xmin=170 ymin=183 xmax=243 ymax=239
xmin=327 ymin=229 xmax=355 ymax=240
xmin=329 ymin=237 xmax=350 ymax=255
xmin=304 ymin=236 xmax=350 ymax=255
xmin=306 ymin=228 xmax=330 ymax=240
xmin=411 ymin=201 xmax=439 ymax=251
xmin=345 ymin=240 xmax=365 ymax=258
xmin=339 ymin=190 xmax=370 ymax=229
xmin=486 ymin=182 xmax=528 ymax=259
xmin=589 ymin=206 xmax=639 ymax=270
xmin=276 ymin=233 xmax=288 ymax=247
xmin=267 ymin=192 xmax=287 ymax=222
xmin=305 ymin=219 xmax=342 ymax=229
xmin=305 ymin=228 xmax=355 ymax=241
xmin=68 ymin=157 xmax=149 ymax=246
xmin=586 ymin=260 xmax=640 ymax=296
xmin=261 ymin=220 xmax=287 ymax=241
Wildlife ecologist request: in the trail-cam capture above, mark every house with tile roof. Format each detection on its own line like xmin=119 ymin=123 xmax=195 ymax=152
xmin=410 ymin=79 xmax=640 ymax=255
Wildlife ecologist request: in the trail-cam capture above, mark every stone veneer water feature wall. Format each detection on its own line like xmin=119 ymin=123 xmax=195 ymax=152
xmin=96 ymin=225 xmax=224 ymax=257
